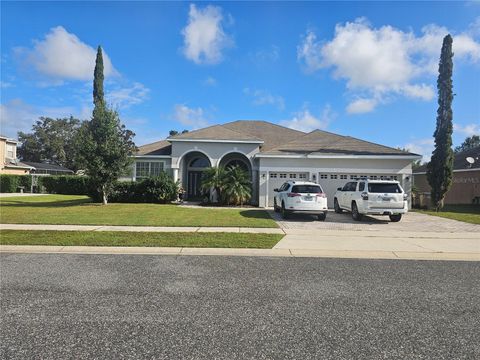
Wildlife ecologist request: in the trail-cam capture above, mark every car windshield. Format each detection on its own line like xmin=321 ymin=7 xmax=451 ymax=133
xmin=291 ymin=185 xmax=323 ymax=193
xmin=368 ymin=183 xmax=402 ymax=193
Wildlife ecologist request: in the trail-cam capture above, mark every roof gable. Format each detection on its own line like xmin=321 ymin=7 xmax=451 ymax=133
xmin=137 ymin=140 xmax=172 ymax=156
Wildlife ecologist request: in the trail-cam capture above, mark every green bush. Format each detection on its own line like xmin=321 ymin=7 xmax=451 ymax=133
xmin=110 ymin=173 xmax=178 ymax=203
xmin=0 ymin=175 xmax=32 ymax=193
xmin=42 ymin=176 xmax=92 ymax=195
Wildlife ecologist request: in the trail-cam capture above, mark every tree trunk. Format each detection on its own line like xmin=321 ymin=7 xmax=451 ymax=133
xmin=102 ymin=185 xmax=108 ymax=205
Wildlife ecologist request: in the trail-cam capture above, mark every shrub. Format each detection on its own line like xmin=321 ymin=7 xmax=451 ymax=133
xmin=42 ymin=176 xmax=92 ymax=195
xmin=109 ymin=172 xmax=178 ymax=204
xmin=0 ymin=175 xmax=32 ymax=193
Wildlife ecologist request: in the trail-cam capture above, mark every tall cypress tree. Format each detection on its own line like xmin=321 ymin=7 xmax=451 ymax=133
xmin=427 ymin=34 xmax=454 ymax=211
xmin=93 ymin=46 xmax=104 ymax=107
xmin=76 ymin=46 xmax=136 ymax=205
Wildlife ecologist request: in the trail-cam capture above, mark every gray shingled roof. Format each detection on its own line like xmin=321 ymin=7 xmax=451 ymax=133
xmin=22 ymin=162 xmax=74 ymax=172
xmin=414 ymin=146 xmax=480 ymax=173
xmin=261 ymin=129 xmax=418 ymax=156
xmin=136 ymin=140 xmax=172 ymax=156
xmin=168 ymin=124 xmax=263 ymax=142
xmin=135 ymin=120 xmax=418 ymax=157
xmin=222 ymin=120 xmax=305 ymax=151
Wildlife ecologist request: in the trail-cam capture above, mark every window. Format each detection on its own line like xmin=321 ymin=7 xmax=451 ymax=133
xmin=320 ymin=174 xmax=328 ymax=179
xmin=189 ymin=157 xmax=209 ymax=168
xmin=6 ymin=144 xmax=15 ymax=159
xmin=330 ymin=174 xmax=338 ymax=179
xmin=270 ymin=173 xmax=277 ymax=179
xmin=136 ymin=161 xmax=164 ymax=179
xmin=370 ymin=175 xmax=378 ymax=180
xmin=368 ymin=183 xmax=401 ymax=193
xmin=289 ymin=173 xmax=297 ymax=179
xmin=298 ymin=173 xmax=307 ymax=179
xmin=343 ymin=182 xmax=357 ymax=191
xmin=359 ymin=182 xmax=365 ymax=191
xmin=292 ymin=185 xmax=323 ymax=194
xmin=340 ymin=175 xmax=348 ymax=180
xmin=279 ymin=183 xmax=290 ymax=192
xmin=279 ymin=173 xmax=287 ymax=179
xmin=350 ymin=175 xmax=358 ymax=179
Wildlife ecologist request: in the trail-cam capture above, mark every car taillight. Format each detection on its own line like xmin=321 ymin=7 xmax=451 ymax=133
xmin=288 ymin=193 xmax=301 ymax=197
xmin=361 ymin=192 xmax=368 ymax=200
xmin=403 ymin=193 xmax=408 ymax=200
xmin=316 ymin=193 xmax=326 ymax=198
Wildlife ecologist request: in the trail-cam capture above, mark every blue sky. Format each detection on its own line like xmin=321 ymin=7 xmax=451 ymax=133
xmin=1 ymin=1 xmax=479 ymax=161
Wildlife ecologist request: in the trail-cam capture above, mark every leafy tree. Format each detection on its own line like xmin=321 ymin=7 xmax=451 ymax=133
xmin=169 ymin=129 xmax=189 ymax=136
xmin=454 ymin=135 xmax=480 ymax=153
xmin=76 ymin=46 xmax=137 ymax=205
xmin=427 ymin=34 xmax=455 ymax=211
xmin=18 ymin=117 xmax=82 ymax=170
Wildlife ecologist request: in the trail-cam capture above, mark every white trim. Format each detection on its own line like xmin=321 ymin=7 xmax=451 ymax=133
xmin=217 ymin=150 xmax=254 ymax=170
xmin=133 ymin=155 xmax=171 ymax=159
xmin=259 ymin=166 xmax=412 ymax=174
xmin=256 ymin=153 xmax=421 ymax=160
xmin=175 ymin=149 xmax=214 ymax=169
xmin=414 ymin=168 xmax=480 ymax=175
xmin=168 ymin=138 xmax=264 ymax=144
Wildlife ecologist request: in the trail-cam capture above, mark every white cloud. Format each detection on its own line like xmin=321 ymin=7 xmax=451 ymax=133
xmin=107 ymin=82 xmax=150 ymax=109
xmin=204 ymin=76 xmax=217 ymax=86
xmin=172 ymin=104 xmax=209 ymax=129
xmin=453 ymin=123 xmax=480 ymax=137
xmin=298 ymin=18 xmax=480 ymax=113
xmin=244 ymin=88 xmax=285 ymax=110
xmin=403 ymin=138 xmax=434 ymax=162
xmin=0 ymin=98 xmax=86 ymax=138
xmin=346 ymin=98 xmax=378 ymax=114
xmin=0 ymin=81 xmax=13 ymax=88
xmin=181 ymin=4 xmax=233 ymax=64
xmin=281 ymin=105 xmax=335 ymax=132
xmin=15 ymin=26 xmax=117 ymax=82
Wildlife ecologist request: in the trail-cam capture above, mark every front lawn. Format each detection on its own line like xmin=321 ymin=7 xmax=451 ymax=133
xmin=0 ymin=195 xmax=277 ymax=228
xmin=414 ymin=204 xmax=480 ymax=225
xmin=0 ymin=230 xmax=283 ymax=249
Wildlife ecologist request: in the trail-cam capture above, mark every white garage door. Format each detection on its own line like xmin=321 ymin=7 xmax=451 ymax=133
xmin=318 ymin=173 xmax=400 ymax=208
xmin=267 ymin=172 xmax=309 ymax=206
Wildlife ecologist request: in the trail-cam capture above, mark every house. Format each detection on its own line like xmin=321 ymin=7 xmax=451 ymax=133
xmin=22 ymin=161 xmax=74 ymax=175
xmin=413 ymin=146 xmax=480 ymax=205
xmin=0 ymin=135 xmax=33 ymax=175
xmin=131 ymin=120 xmax=420 ymax=208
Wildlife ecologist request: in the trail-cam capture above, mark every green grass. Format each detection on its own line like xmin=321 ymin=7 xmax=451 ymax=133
xmin=0 ymin=230 xmax=283 ymax=248
xmin=414 ymin=204 xmax=480 ymax=225
xmin=0 ymin=195 xmax=277 ymax=228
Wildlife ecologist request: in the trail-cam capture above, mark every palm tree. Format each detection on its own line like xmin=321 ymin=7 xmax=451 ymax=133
xmin=223 ymin=165 xmax=251 ymax=206
xmin=200 ymin=166 xmax=227 ymax=203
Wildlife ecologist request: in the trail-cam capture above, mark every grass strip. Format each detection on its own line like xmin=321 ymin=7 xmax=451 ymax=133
xmin=0 ymin=230 xmax=283 ymax=249
xmin=413 ymin=205 xmax=480 ymax=225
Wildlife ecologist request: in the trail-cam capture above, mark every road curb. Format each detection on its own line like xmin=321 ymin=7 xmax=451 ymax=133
xmin=1 ymin=245 xmax=478 ymax=261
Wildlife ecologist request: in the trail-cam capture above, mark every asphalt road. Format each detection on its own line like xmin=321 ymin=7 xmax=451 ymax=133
xmin=1 ymin=254 xmax=479 ymax=359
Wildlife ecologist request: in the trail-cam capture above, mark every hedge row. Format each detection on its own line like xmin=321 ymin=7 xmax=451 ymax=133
xmin=0 ymin=173 xmax=178 ymax=204
xmin=0 ymin=175 xmax=32 ymax=193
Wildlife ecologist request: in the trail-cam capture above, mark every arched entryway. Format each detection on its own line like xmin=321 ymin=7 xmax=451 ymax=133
xmin=182 ymin=152 xmax=212 ymax=200
xmin=218 ymin=152 xmax=252 ymax=175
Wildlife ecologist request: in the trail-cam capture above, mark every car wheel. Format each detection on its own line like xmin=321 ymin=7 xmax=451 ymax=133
xmin=334 ymin=198 xmax=342 ymax=213
xmin=281 ymin=203 xmax=289 ymax=219
xmin=389 ymin=214 xmax=402 ymax=222
xmin=274 ymin=198 xmax=280 ymax=213
xmin=317 ymin=212 xmax=326 ymax=221
xmin=351 ymin=202 xmax=363 ymax=221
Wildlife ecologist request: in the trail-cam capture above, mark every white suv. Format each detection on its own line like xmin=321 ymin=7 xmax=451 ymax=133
xmin=273 ymin=181 xmax=328 ymax=220
xmin=333 ymin=180 xmax=408 ymax=222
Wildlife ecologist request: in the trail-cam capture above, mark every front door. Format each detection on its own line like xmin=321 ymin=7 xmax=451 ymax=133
xmin=187 ymin=171 xmax=204 ymax=199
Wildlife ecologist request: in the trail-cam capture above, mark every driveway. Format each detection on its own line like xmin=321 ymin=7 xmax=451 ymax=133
xmin=1 ymin=254 xmax=479 ymax=359
xmin=269 ymin=209 xmax=480 ymax=233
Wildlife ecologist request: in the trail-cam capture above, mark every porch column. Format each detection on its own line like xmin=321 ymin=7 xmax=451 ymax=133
xmin=172 ymin=167 xmax=179 ymax=183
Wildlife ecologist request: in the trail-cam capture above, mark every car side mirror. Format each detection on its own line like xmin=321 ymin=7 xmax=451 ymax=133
xmin=273 ymin=188 xmax=279 ymax=192
xmin=337 ymin=187 xmax=342 ymax=191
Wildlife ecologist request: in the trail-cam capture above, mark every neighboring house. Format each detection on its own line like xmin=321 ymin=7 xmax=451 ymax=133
xmin=131 ymin=120 xmax=420 ymax=208
xmin=0 ymin=135 xmax=33 ymax=175
xmin=22 ymin=162 xmax=74 ymax=175
xmin=413 ymin=146 xmax=480 ymax=205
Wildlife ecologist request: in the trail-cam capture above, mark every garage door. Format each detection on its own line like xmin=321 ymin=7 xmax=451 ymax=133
xmin=318 ymin=173 xmax=400 ymax=208
xmin=267 ymin=172 xmax=309 ymax=206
